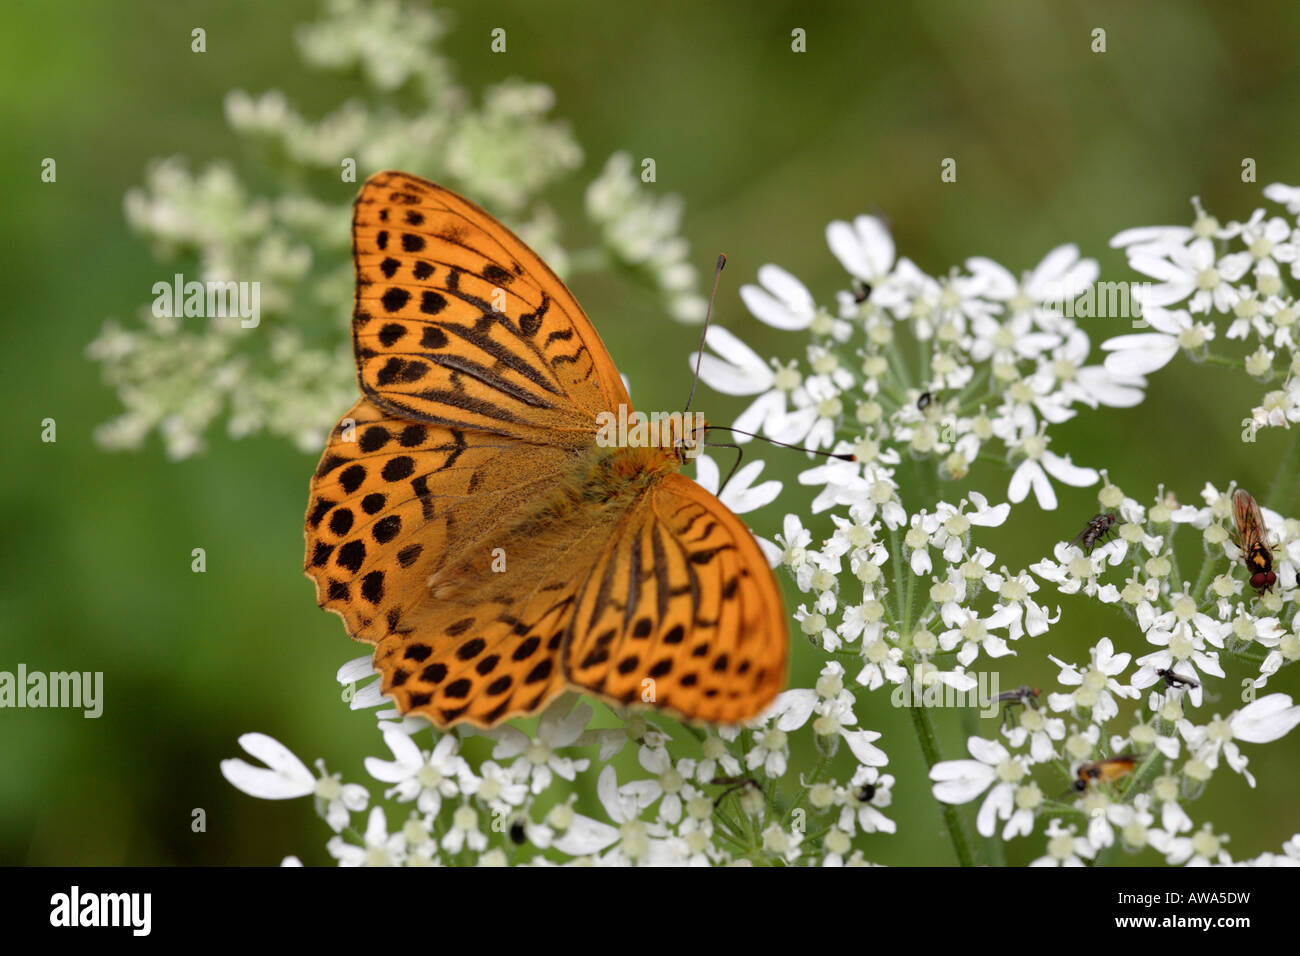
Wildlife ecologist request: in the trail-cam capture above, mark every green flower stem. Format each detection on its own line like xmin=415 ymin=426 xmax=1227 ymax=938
xmin=872 ymin=375 xmax=910 ymax=410
xmin=799 ymin=824 xmax=836 ymax=844
xmin=710 ymin=809 xmax=753 ymax=852
xmin=908 ymin=700 xmax=977 ymax=866
xmin=1190 ymin=549 xmax=1223 ymax=602
xmin=902 ymin=550 xmax=918 ymax=637
xmin=784 ymin=749 xmax=833 ymax=829
xmin=1200 ymin=353 xmax=1244 ymax=369
xmin=954 ymin=390 xmax=1000 ymax=420
xmin=1038 ymin=799 xmax=1091 ymax=820
xmin=1164 ymin=527 xmax=1182 ymax=592
xmin=961 ymin=705 xmax=1005 ymax=867
xmin=884 ymin=341 xmax=915 ymax=395
xmin=889 ymin=524 xmax=909 ymax=632
xmin=1119 ymin=747 xmax=1166 ymax=809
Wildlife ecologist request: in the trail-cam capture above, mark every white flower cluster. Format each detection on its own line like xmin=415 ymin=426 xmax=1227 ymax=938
xmin=585 ymin=152 xmax=708 ymax=323
xmin=685 ymin=188 xmax=1300 ymax=865
xmin=1103 ymin=185 xmax=1300 ymax=433
xmin=695 ymin=221 xmax=1141 ymax=510
xmin=223 ymin=656 xmax=892 ymax=866
xmin=930 ymin=477 xmax=1300 ymax=865
xmin=88 ymin=0 xmax=703 ymax=460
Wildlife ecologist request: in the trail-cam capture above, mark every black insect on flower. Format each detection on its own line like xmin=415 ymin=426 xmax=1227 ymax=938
xmin=917 ymin=391 xmax=933 ymax=411
xmin=1069 ymin=512 xmax=1117 ymax=555
xmin=995 ymin=685 xmax=1040 ymax=724
xmin=1156 ymin=667 xmax=1199 ymax=691
xmin=852 ymin=280 xmax=872 ymax=303
xmin=709 ymin=774 xmax=759 ymax=807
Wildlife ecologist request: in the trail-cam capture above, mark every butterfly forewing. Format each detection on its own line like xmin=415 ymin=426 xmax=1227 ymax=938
xmin=352 ymin=171 xmax=629 ymax=440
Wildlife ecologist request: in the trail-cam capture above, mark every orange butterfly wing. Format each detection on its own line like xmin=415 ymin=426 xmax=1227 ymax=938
xmin=306 ymin=398 xmax=587 ymax=726
xmin=563 ymin=473 xmax=787 ymax=724
xmin=351 ymin=170 xmax=628 ymax=439
xmin=306 ymin=170 xmax=787 ymax=728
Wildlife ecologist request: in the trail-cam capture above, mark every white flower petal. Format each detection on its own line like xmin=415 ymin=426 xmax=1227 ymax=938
xmin=1232 ymin=694 xmax=1300 ymax=743
xmin=220 ymin=733 xmax=314 ymax=799
xmin=929 ymin=759 xmax=995 ymax=804
xmin=740 ymin=284 xmax=810 ymax=330
xmin=757 ymin=263 xmax=815 ymax=313
xmin=1042 ymin=451 xmax=1098 ymax=488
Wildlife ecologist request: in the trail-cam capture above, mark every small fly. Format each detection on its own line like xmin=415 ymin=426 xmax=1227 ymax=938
xmin=1071 ymin=754 xmax=1138 ymax=792
xmin=995 ymin=685 xmax=1040 ymax=726
xmin=1232 ymin=488 xmax=1276 ymax=595
xmin=917 ymin=391 xmax=933 ymax=411
xmin=1069 ymin=513 xmax=1117 ymax=555
xmin=852 ymin=280 xmax=872 ymax=303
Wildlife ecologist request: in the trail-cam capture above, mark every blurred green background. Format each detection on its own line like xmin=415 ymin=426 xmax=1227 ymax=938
xmin=3 ymin=0 xmax=1299 ymax=866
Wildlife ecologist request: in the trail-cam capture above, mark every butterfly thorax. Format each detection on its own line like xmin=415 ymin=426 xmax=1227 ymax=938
xmin=423 ymin=431 xmax=697 ymax=605
xmin=528 ymin=441 xmax=681 ymax=528
xmin=505 ymin=413 xmax=708 ymax=544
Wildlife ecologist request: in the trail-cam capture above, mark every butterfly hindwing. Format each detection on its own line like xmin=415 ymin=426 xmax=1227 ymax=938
xmin=563 ymin=473 xmax=787 ymax=724
xmin=352 ymin=171 xmax=629 ymax=441
xmin=306 ymin=397 xmax=593 ymax=726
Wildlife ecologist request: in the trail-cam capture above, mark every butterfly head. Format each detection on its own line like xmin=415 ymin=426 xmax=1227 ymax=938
xmin=662 ymin=411 xmax=708 ymax=462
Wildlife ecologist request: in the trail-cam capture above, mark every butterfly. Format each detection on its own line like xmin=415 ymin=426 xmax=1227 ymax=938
xmin=304 ymin=171 xmax=787 ymax=729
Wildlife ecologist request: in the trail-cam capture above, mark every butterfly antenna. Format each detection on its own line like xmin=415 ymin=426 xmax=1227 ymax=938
xmin=684 ymin=254 xmax=727 ymax=414
xmin=706 ymin=425 xmax=856 ymax=462
xmin=704 ymin=439 xmax=746 ymax=493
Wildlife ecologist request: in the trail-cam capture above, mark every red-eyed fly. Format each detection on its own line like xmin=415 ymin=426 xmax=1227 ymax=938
xmin=1232 ymin=489 xmax=1276 ymax=595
